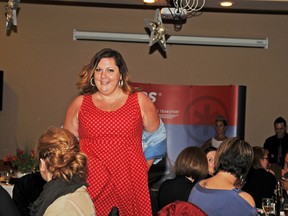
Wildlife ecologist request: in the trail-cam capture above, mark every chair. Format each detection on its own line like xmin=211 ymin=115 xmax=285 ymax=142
xmin=157 ymin=200 xmax=207 ymax=216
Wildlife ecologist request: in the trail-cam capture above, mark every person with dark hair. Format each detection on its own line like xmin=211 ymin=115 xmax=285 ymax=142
xmin=204 ymin=146 xmax=217 ymax=178
xmin=201 ymin=115 xmax=228 ymax=150
xmin=0 ymin=185 xmax=20 ymax=216
xmin=30 ymin=127 xmax=95 ymax=216
xmin=157 ymin=146 xmax=208 ymax=211
xmin=263 ymin=116 xmax=288 ymax=179
xmin=188 ymin=137 xmax=257 ymax=216
xmin=264 ymin=117 xmax=288 ymax=164
xmin=242 ymin=146 xmax=277 ymax=208
xmin=63 ymin=48 xmax=166 ymax=216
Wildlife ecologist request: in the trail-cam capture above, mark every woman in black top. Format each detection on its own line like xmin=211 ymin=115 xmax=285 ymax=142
xmin=0 ymin=185 xmax=20 ymax=216
xmin=242 ymin=146 xmax=277 ymax=208
xmin=157 ymin=146 xmax=208 ymax=211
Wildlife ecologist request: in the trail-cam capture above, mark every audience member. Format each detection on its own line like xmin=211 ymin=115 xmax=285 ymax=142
xmin=63 ymin=48 xmax=166 ymax=215
xmin=201 ymin=115 xmax=228 ymax=150
xmin=13 ymin=172 xmax=46 ymax=216
xmin=242 ymin=146 xmax=277 ymax=208
xmin=281 ymin=151 xmax=288 ymax=199
xmin=264 ymin=117 xmax=288 ymax=179
xmin=0 ymin=185 xmax=20 ymax=216
xmin=282 ymin=151 xmax=288 ymax=178
xmin=204 ymin=146 xmax=217 ymax=178
xmin=30 ymin=127 xmax=95 ymax=216
xmin=157 ymin=146 xmax=208 ymax=211
xmin=188 ymin=137 xmax=257 ymax=216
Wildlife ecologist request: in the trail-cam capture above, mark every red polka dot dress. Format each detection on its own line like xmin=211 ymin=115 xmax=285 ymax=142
xmin=78 ymin=93 xmax=152 ymax=216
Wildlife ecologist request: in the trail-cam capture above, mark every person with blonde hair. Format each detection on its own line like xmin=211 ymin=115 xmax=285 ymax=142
xmin=202 ymin=115 xmax=228 ymax=150
xmin=30 ymin=127 xmax=95 ymax=216
xmin=189 ymin=137 xmax=257 ymax=216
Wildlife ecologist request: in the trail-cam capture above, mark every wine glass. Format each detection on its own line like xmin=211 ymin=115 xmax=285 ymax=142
xmin=262 ymin=198 xmax=274 ymax=216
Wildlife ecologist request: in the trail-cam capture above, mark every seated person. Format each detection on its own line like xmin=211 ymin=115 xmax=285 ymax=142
xmin=13 ymin=172 xmax=46 ymax=216
xmin=157 ymin=146 xmax=208 ymax=211
xmin=242 ymin=146 xmax=277 ymax=208
xmin=204 ymin=146 xmax=217 ymax=178
xmin=188 ymin=137 xmax=257 ymax=216
xmin=282 ymin=151 xmax=288 ymax=178
xmin=201 ymin=115 xmax=228 ymax=150
xmin=0 ymin=185 xmax=20 ymax=216
xmin=30 ymin=127 xmax=96 ymax=216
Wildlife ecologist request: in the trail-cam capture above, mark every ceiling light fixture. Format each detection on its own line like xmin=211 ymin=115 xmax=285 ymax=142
xmin=143 ymin=0 xmax=156 ymax=3
xmin=220 ymin=1 xmax=233 ymax=7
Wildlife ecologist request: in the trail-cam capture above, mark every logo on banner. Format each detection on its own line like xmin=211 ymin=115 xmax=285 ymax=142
xmin=143 ymin=91 xmax=161 ymax=103
xmin=184 ymin=95 xmax=229 ymax=144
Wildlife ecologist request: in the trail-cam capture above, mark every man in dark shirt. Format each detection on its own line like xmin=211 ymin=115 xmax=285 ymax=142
xmin=264 ymin=117 xmax=288 ymax=179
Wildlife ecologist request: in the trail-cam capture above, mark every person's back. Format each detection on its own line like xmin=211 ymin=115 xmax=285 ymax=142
xmin=157 ymin=146 xmax=208 ymax=211
xmin=189 ymin=183 xmax=256 ymax=216
xmin=158 ymin=176 xmax=195 ymax=210
xmin=43 ymin=186 xmax=95 ymax=216
xmin=189 ymin=137 xmax=257 ymax=216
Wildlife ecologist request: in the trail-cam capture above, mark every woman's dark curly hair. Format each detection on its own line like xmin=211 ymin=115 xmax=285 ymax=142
xmin=214 ymin=137 xmax=254 ymax=180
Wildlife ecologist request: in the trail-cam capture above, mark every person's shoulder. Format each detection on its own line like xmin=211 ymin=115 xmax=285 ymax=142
xmin=264 ymin=135 xmax=277 ymax=146
xmin=136 ymin=91 xmax=150 ymax=101
xmin=266 ymin=134 xmax=277 ymax=141
xmin=284 ymin=133 xmax=288 ymax=140
xmin=201 ymin=138 xmax=212 ymax=150
xmin=239 ymin=191 xmax=256 ymax=207
xmin=68 ymin=95 xmax=84 ymax=108
xmin=159 ymin=178 xmax=175 ymax=188
xmin=136 ymin=91 xmax=156 ymax=110
xmin=44 ymin=187 xmax=95 ymax=215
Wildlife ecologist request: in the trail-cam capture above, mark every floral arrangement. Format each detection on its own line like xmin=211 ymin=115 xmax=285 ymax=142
xmin=3 ymin=145 xmax=38 ymax=174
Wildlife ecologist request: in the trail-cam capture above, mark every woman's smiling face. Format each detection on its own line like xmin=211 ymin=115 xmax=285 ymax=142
xmin=94 ymin=57 xmax=121 ymax=95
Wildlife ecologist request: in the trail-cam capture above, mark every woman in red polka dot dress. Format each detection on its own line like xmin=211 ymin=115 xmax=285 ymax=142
xmin=63 ymin=48 xmax=163 ymax=216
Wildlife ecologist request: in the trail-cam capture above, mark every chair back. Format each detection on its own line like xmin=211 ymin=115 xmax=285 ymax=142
xmin=157 ymin=200 xmax=207 ymax=216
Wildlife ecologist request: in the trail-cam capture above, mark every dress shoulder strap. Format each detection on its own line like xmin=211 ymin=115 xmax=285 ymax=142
xmin=232 ymin=188 xmax=242 ymax=194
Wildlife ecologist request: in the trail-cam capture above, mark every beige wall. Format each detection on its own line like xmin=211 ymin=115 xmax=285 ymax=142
xmin=0 ymin=3 xmax=287 ymax=157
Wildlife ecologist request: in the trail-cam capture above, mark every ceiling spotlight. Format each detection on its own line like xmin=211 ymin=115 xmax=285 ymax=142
xmin=144 ymin=0 xmax=156 ymax=3
xmin=220 ymin=1 xmax=233 ymax=7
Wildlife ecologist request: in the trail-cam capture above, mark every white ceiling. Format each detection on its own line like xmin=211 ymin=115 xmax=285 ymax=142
xmin=8 ymin=0 xmax=288 ymax=13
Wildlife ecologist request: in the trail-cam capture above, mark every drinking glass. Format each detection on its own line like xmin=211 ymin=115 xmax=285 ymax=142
xmin=262 ymin=198 xmax=274 ymax=216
